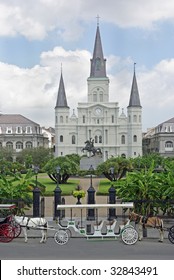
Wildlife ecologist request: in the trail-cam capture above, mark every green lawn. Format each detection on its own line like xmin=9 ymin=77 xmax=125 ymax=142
xmin=97 ymin=179 xmax=112 ymax=195
xmin=37 ymin=174 xmax=117 ymax=196
xmin=37 ymin=173 xmax=79 ymax=196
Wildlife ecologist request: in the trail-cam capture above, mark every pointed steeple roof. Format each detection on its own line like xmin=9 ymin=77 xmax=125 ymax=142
xmin=128 ymin=64 xmax=141 ymax=107
xmin=89 ymin=24 xmax=107 ymax=78
xmin=55 ymin=70 xmax=69 ymax=108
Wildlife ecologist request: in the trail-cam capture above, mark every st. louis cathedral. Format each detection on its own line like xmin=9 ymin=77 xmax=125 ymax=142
xmin=55 ymin=23 xmax=142 ymax=161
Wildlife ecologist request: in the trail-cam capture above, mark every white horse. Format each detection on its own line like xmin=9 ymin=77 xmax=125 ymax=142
xmin=14 ymin=216 xmax=48 ymax=243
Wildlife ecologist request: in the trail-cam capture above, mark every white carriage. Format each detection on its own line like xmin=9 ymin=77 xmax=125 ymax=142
xmin=54 ymin=202 xmax=138 ymax=245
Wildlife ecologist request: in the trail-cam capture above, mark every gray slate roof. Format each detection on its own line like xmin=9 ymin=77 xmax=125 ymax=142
xmin=0 ymin=114 xmax=39 ymax=125
xmin=55 ymin=72 xmax=69 ymax=108
xmin=128 ymin=71 xmax=141 ymax=107
xmin=89 ymin=26 xmax=107 ymax=78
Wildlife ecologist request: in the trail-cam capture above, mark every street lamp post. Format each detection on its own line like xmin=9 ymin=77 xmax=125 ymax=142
xmin=33 ymin=166 xmax=40 ymax=217
xmin=108 ymin=166 xmax=116 ymax=220
xmin=54 ymin=165 xmax=62 ymax=220
xmin=87 ymin=165 xmax=96 ymax=220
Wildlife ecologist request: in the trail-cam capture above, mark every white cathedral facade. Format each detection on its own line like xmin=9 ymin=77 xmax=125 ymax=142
xmin=55 ymin=24 xmax=142 ymax=161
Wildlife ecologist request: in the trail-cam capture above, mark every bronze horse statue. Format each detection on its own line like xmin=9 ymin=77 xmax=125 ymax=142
xmin=81 ymin=139 xmax=102 ymax=157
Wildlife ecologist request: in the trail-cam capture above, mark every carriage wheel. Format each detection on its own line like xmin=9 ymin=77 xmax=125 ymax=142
xmin=6 ymin=215 xmax=22 ymax=238
xmin=168 ymin=226 xmax=174 ymax=244
xmin=54 ymin=229 xmax=69 ymax=245
xmin=13 ymin=224 xmax=22 ymax=238
xmin=121 ymin=226 xmax=138 ymax=245
xmin=0 ymin=224 xmax=15 ymax=243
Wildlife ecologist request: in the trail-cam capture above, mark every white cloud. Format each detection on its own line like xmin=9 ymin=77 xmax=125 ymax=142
xmin=1 ymin=0 xmax=174 ymax=40
xmin=1 ymin=45 xmax=174 ymax=130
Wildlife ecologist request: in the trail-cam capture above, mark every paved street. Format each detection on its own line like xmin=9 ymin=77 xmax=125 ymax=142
xmin=0 ymin=236 xmax=173 ymax=260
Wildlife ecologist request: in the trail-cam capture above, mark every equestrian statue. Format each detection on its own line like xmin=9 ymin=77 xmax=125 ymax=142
xmin=81 ymin=138 xmax=102 ymax=157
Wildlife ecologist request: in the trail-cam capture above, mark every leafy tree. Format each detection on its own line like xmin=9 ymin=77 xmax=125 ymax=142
xmin=157 ymin=170 xmax=174 ymax=215
xmin=0 ymin=159 xmax=24 ymax=174
xmin=43 ymin=155 xmax=79 ymax=184
xmin=96 ymin=156 xmax=132 ymax=181
xmin=0 ymin=147 xmax=14 ymax=162
xmin=66 ymin=154 xmax=80 ymax=165
xmin=116 ymin=161 xmax=163 ymax=215
xmin=0 ymin=170 xmax=32 ymax=214
xmin=132 ymin=153 xmax=165 ymax=170
xmin=0 ymin=169 xmax=46 ymax=214
xmin=17 ymin=147 xmax=53 ymax=169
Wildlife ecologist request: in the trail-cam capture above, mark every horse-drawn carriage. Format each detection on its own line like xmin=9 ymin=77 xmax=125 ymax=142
xmin=1 ymin=203 xmax=174 ymax=245
xmin=0 ymin=204 xmax=21 ymax=243
xmin=54 ymin=203 xmax=139 ymax=245
xmin=54 ymin=203 xmax=174 ymax=245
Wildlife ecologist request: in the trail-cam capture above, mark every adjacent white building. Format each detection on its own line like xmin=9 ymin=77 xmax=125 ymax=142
xmin=143 ymin=118 xmax=174 ymax=157
xmin=55 ymin=24 xmax=142 ymax=160
xmin=0 ymin=114 xmax=49 ymax=161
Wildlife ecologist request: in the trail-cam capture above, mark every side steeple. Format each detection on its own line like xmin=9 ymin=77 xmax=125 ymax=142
xmin=128 ymin=63 xmax=141 ymax=107
xmin=127 ymin=63 xmax=142 ymax=158
xmin=89 ymin=22 xmax=107 ymax=78
xmin=55 ymin=69 xmax=69 ymax=108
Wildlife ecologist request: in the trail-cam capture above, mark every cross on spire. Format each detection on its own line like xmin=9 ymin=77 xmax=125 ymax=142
xmin=96 ymin=15 xmax=100 ymax=26
xmin=134 ymin=62 xmax=136 ymax=72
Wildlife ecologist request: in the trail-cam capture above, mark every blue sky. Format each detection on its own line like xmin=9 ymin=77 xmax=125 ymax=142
xmin=1 ymin=20 xmax=174 ymax=69
xmin=1 ymin=0 xmax=174 ymax=131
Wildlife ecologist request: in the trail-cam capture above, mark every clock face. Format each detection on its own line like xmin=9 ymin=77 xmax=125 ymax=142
xmin=95 ymin=107 xmax=102 ymax=115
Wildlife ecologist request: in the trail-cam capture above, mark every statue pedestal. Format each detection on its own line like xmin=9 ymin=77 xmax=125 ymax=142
xmin=80 ymin=155 xmax=103 ymax=170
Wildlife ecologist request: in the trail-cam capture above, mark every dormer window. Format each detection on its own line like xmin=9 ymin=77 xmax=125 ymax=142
xmin=6 ymin=127 xmax=12 ymax=134
xmin=16 ymin=126 xmax=22 ymax=134
xmin=26 ymin=126 xmax=32 ymax=134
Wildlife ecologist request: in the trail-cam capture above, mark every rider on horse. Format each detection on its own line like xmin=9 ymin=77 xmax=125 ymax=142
xmin=82 ymin=138 xmax=102 ymax=157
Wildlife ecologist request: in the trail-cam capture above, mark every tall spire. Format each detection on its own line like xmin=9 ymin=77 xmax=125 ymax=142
xmin=55 ymin=68 xmax=69 ymax=108
xmin=128 ymin=63 xmax=141 ymax=107
xmin=89 ymin=19 xmax=106 ymax=78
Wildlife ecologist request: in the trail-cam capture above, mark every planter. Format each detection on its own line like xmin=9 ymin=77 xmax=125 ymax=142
xmin=76 ymin=195 xmax=82 ymax=204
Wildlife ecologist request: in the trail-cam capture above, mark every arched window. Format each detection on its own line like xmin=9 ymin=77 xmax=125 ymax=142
xmin=83 ymin=115 xmax=85 ymax=123
xmin=93 ymin=93 xmax=97 ymax=102
xmin=99 ymin=136 xmax=102 ymax=143
xmin=16 ymin=142 xmax=23 ymax=150
xmin=60 ymin=116 xmax=63 ymax=123
xmin=121 ymin=135 xmax=125 ymax=144
xmin=165 ymin=141 xmax=173 ymax=148
xmin=26 ymin=141 xmax=32 ymax=149
xmin=6 ymin=142 xmax=13 ymax=150
xmin=99 ymin=93 xmax=103 ymax=102
xmin=72 ymin=135 xmax=75 ymax=144
xmin=133 ymin=135 xmax=137 ymax=142
xmin=60 ymin=135 xmax=63 ymax=142
xmin=133 ymin=115 xmax=137 ymax=122
xmin=95 ymin=136 xmax=98 ymax=143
